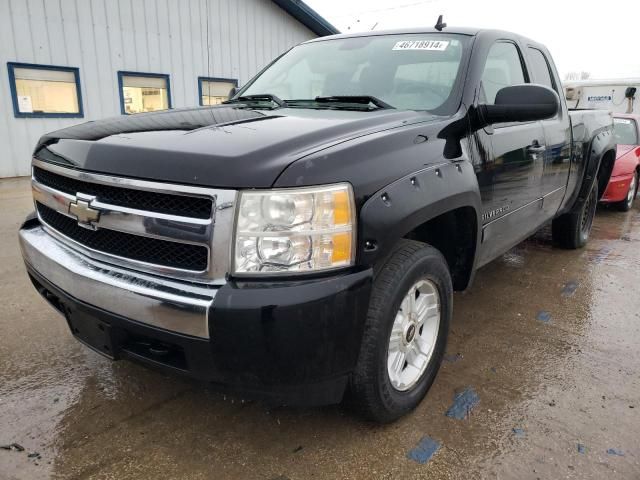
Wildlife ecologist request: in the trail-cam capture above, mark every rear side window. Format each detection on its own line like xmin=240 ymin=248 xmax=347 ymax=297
xmin=481 ymin=42 xmax=526 ymax=104
xmin=527 ymin=48 xmax=556 ymax=92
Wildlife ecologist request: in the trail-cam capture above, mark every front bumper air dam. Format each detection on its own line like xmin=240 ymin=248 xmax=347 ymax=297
xmin=19 ymin=221 xmax=373 ymax=406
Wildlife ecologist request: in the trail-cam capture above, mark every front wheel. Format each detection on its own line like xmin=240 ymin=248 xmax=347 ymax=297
xmin=552 ymin=181 xmax=598 ymax=249
xmin=349 ymin=240 xmax=452 ymax=423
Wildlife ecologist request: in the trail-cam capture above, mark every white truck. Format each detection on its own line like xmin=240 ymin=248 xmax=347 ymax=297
xmin=564 ymin=78 xmax=639 ymax=113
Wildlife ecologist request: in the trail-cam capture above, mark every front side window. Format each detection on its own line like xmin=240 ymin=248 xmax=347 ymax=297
xmin=119 ymin=72 xmax=170 ymax=114
xmin=481 ymin=42 xmax=527 ymax=104
xmin=614 ymin=117 xmax=639 ymax=145
xmin=8 ymin=63 xmax=82 ymax=117
xmin=199 ymin=77 xmax=237 ymax=105
xmin=240 ymin=34 xmax=470 ymax=113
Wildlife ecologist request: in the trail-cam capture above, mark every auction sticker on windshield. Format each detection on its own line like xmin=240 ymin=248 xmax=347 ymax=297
xmin=392 ymin=40 xmax=449 ymax=51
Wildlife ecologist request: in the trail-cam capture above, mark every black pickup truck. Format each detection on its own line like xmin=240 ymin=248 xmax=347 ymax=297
xmin=20 ymin=27 xmax=615 ymax=422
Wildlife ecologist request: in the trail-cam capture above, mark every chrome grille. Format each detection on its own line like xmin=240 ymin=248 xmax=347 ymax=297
xmin=31 ymin=159 xmax=237 ymax=283
xmin=37 ymin=203 xmax=209 ymax=271
xmin=33 ymin=166 xmax=213 ymax=219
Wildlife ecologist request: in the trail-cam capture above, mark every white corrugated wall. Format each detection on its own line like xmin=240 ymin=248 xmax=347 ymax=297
xmin=0 ymin=0 xmax=316 ymax=178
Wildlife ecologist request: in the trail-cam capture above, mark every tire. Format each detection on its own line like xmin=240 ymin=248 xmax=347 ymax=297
xmin=349 ymin=239 xmax=452 ymax=423
xmin=552 ymin=180 xmax=598 ymax=249
xmin=615 ymin=171 xmax=638 ymax=212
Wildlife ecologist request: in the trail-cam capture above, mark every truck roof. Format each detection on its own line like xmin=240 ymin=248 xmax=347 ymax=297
xmin=303 ymin=27 xmax=536 ymax=44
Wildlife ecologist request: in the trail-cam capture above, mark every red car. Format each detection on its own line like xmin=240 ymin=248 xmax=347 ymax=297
xmin=601 ymin=114 xmax=640 ymax=211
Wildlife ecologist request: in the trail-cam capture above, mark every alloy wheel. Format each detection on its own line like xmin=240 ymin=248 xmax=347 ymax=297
xmin=387 ymin=279 xmax=441 ymax=391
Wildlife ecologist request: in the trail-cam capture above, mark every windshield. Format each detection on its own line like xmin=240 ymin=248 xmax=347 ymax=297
xmin=614 ymin=117 xmax=639 ymax=145
xmin=240 ymin=33 xmax=470 ymax=113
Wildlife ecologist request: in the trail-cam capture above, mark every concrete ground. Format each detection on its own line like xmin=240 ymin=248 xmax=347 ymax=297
xmin=1 ymin=176 xmax=639 ymax=480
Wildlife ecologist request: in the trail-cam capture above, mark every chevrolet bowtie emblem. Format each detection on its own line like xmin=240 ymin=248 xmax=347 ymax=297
xmin=69 ymin=194 xmax=101 ymax=229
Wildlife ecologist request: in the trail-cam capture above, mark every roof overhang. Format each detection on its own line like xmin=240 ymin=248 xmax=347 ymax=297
xmin=272 ymin=0 xmax=340 ymax=37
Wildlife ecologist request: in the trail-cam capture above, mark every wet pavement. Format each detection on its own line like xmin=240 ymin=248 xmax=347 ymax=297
xmin=1 ymin=176 xmax=639 ymax=479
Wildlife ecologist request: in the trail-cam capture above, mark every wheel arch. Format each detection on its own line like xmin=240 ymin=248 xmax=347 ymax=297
xmin=596 ymin=148 xmax=616 ymax=201
xmin=358 ymin=162 xmax=482 ymax=291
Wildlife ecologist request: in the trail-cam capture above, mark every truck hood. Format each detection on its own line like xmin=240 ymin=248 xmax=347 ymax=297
xmin=37 ymin=105 xmax=437 ymax=188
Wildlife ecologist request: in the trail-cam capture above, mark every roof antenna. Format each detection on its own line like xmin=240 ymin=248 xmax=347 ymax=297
xmin=435 ymin=15 xmax=446 ymax=31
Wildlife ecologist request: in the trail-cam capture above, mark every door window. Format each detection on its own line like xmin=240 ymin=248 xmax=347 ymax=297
xmin=527 ymin=48 xmax=556 ymax=92
xmin=481 ymin=42 xmax=526 ymax=104
xmin=614 ymin=117 xmax=639 ymax=145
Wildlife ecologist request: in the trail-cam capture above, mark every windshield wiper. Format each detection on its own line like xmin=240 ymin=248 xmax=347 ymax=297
xmin=224 ymin=94 xmax=394 ymax=111
xmin=313 ymin=96 xmax=394 ymax=110
xmin=223 ymin=94 xmax=286 ymax=108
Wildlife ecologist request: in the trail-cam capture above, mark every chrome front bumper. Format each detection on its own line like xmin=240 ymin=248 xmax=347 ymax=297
xmin=19 ymin=225 xmax=217 ymax=338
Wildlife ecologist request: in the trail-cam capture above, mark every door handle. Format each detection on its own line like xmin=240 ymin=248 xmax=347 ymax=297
xmin=526 ymin=142 xmax=546 ymax=154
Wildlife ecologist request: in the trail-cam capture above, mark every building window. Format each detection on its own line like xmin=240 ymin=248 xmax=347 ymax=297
xmin=198 ymin=77 xmax=238 ymax=106
xmin=7 ymin=62 xmax=83 ymax=118
xmin=118 ymin=71 xmax=171 ymax=114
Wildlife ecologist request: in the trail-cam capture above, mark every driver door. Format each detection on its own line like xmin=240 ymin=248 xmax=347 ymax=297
xmin=472 ymin=41 xmax=547 ymax=263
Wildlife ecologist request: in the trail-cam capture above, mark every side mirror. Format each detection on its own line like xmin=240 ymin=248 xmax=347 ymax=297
xmin=477 ymin=84 xmax=559 ymax=128
xmin=438 ymin=84 xmax=560 ymax=159
xmin=229 ymin=86 xmax=240 ymax=99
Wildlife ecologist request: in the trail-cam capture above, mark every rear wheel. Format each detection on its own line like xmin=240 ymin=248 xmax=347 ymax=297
xmin=552 ymin=181 xmax=598 ymax=249
xmin=349 ymin=240 xmax=452 ymax=423
xmin=616 ymin=171 xmax=638 ymax=212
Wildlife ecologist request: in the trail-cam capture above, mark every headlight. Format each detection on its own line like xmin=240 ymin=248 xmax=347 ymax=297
xmin=232 ymin=183 xmax=356 ymax=275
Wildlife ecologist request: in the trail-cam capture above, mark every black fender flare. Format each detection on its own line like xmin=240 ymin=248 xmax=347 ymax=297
xmin=358 ymin=161 xmax=482 ymax=273
xmin=578 ymin=127 xmax=615 ymax=204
